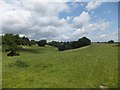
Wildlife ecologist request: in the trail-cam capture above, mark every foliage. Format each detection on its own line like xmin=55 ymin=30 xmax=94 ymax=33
xmin=7 ymin=51 xmax=19 ymax=56
xmin=108 ymin=40 xmax=114 ymax=43
xmin=78 ymin=37 xmax=91 ymax=47
xmin=29 ymin=40 xmax=36 ymax=46
xmin=48 ymin=41 xmax=59 ymax=47
xmin=49 ymin=37 xmax=91 ymax=51
xmin=37 ymin=40 xmax=47 ymax=47
xmin=2 ymin=34 xmax=91 ymax=52
xmin=2 ymin=34 xmax=37 ymax=56
xmin=2 ymin=34 xmax=37 ymax=46
xmin=58 ymin=44 xmax=65 ymax=51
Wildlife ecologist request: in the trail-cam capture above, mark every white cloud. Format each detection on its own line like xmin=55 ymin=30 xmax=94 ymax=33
xmin=71 ymin=19 xmax=111 ymax=40
xmin=1 ymin=0 xmax=116 ymax=42
xmin=85 ymin=20 xmax=111 ymax=31
xmin=2 ymin=0 xmax=70 ymax=41
xmin=86 ymin=0 xmax=102 ymax=11
xmin=71 ymin=11 xmax=111 ymax=38
xmin=61 ymin=35 xmax=70 ymax=40
xmin=67 ymin=16 xmax=73 ymax=21
xmin=99 ymin=34 xmax=108 ymax=38
xmin=23 ymin=2 xmax=69 ymax=16
xmin=72 ymin=11 xmax=91 ymax=28
xmin=72 ymin=27 xmax=87 ymax=36
xmin=99 ymin=31 xmax=118 ymax=42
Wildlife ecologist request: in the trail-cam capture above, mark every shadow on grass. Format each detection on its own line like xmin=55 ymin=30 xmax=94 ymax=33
xmin=22 ymin=48 xmax=41 ymax=54
xmin=22 ymin=46 xmax=58 ymax=54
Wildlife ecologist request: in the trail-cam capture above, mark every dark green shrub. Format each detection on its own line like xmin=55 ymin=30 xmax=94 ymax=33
xmin=7 ymin=51 xmax=20 ymax=56
xmin=37 ymin=40 xmax=47 ymax=47
xmin=58 ymin=44 xmax=65 ymax=51
xmin=108 ymin=40 xmax=114 ymax=43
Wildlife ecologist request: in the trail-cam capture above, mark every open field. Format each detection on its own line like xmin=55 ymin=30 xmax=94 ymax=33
xmin=2 ymin=43 xmax=118 ymax=88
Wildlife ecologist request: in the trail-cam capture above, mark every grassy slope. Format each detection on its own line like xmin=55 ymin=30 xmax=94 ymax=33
xmin=2 ymin=44 xmax=118 ymax=88
xmin=0 ymin=46 xmax=2 ymax=88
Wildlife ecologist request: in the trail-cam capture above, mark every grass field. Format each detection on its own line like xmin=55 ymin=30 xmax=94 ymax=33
xmin=2 ymin=43 xmax=118 ymax=88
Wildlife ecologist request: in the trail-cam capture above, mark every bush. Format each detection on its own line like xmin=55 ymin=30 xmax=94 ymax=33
xmin=15 ymin=60 xmax=28 ymax=68
xmin=37 ymin=40 xmax=47 ymax=47
xmin=5 ymin=45 xmax=21 ymax=56
xmin=108 ymin=40 xmax=114 ymax=43
xmin=78 ymin=37 xmax=91 ymax=47
xmin=58 ymin=44 xmax=65 ymax=51
xmin=7 ymin=51 xmax=20 ymax=56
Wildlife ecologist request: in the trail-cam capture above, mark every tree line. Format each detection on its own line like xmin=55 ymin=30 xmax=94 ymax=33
xmin=1 ymin=33 xmax=116 ymax=56
xmin=2 ymin=34 xmax=49 ymax=56
xmin=48 ymin=37 xmax=91 ymax=51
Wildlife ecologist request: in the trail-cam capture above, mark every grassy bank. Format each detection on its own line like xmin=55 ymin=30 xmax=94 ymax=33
xmin=2 ymin=44 xmax=118 ymax=88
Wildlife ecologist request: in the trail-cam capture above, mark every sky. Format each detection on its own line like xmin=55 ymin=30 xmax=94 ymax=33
xmin=0 ymin=0 xmax=118 ymax=42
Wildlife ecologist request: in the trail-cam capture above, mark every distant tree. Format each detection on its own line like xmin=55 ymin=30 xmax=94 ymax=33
xmin=7 ymin=50 xmax=19 ymax=56
xmin=58 ymin=44 xmax=65 ymax=51
xmin=37 ymin=40 xmax=47 ymax=47
xmin=28 ymin=40 xmax=36 ymax=46
xmin=108 ymin=40 xmax=114 ymax=43
xmin=78 ymin=37 xmax=91 ymax=47
xmin=2 ymin=34 xmax=16 ymax=45
xmin=16 ymin=38 xmax=23 ymax=45
xmin=64 ymin=42 xmax=72 ymax=50
xmin=48 ymin=41 xmax=60 ymax=47
xmin=22 ymin=36 xmax=29 ymax=45
xmin=71 ymin=41 xmax=79 ymax=49
xmin=2 ymin=34 xmax=23 ymax=56
xmin=97 ymin=42 xmax=100 ymax=43
xmin=48 ymin=37 xmax=91 ymax=51
xmin=22 ymin=36 xmax=29 ymax=41
xmin=5 ymin=44 xmax=21 ymax=56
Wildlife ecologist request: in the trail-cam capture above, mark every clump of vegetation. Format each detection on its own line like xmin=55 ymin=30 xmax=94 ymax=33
xmin=58 ymin=44 xmax=65 ymax=51
xmin=37 ymin=40 xmax=47 ymax=47
xmin=108 ymin=40 xmax=114 ymax=43
xmin=2 ymin=34 xmax=37 ymax=56
xmin=5 ymin=45 xmax=22 ymax=56
xmin=49 ymin=37 xmax=91 ymax=51
xmin=15 ymin=60 xmax=28 ymax=68
xmin=7 ymin=51 xmax=19 ymax=56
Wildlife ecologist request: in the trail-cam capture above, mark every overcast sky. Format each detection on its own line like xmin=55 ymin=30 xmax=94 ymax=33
xmin=0 ymin=0 xmax=118 ymax=42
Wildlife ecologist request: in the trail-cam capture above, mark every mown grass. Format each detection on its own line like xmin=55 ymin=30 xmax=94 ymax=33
xmin=2 ymin=43 xmax=118 ymax=88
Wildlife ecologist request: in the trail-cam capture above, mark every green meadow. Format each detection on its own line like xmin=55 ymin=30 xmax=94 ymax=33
xmin=2 ymin=43 xmax=118 ymax=88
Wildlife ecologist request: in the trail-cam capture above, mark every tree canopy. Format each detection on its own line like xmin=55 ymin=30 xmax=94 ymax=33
xmin=2 ymin=34 xmax=92 ymax=53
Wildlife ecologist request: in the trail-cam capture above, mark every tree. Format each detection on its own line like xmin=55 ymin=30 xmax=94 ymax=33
xmin=2 ymin=34 xmax=22 ymax=56
xmin=108 ymin=40 xmax=114 ymax=43
xmin=28 ymin=40 xmax=36 ymax=46
xmin=78 ymin=37 xmax=91 ymax=47
xmin=37 ymin=40 xmax=47 ymax=47
xmin=48 ymin=41 xmax=60 ymax=47
xmin=58 ymin=44 xmax=65 ymax=51
xmin=7 ymin=50 xmax=19 ymax=56
xmin=5 ymin=44 xmax=21 ymax=56
xmin=71 ymin=41 xmax=79 ymax=49
xmin=2 ymin=34 xmax=16 ymax=45
xmin=22 ymin=36 xmax=29 ymax=45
